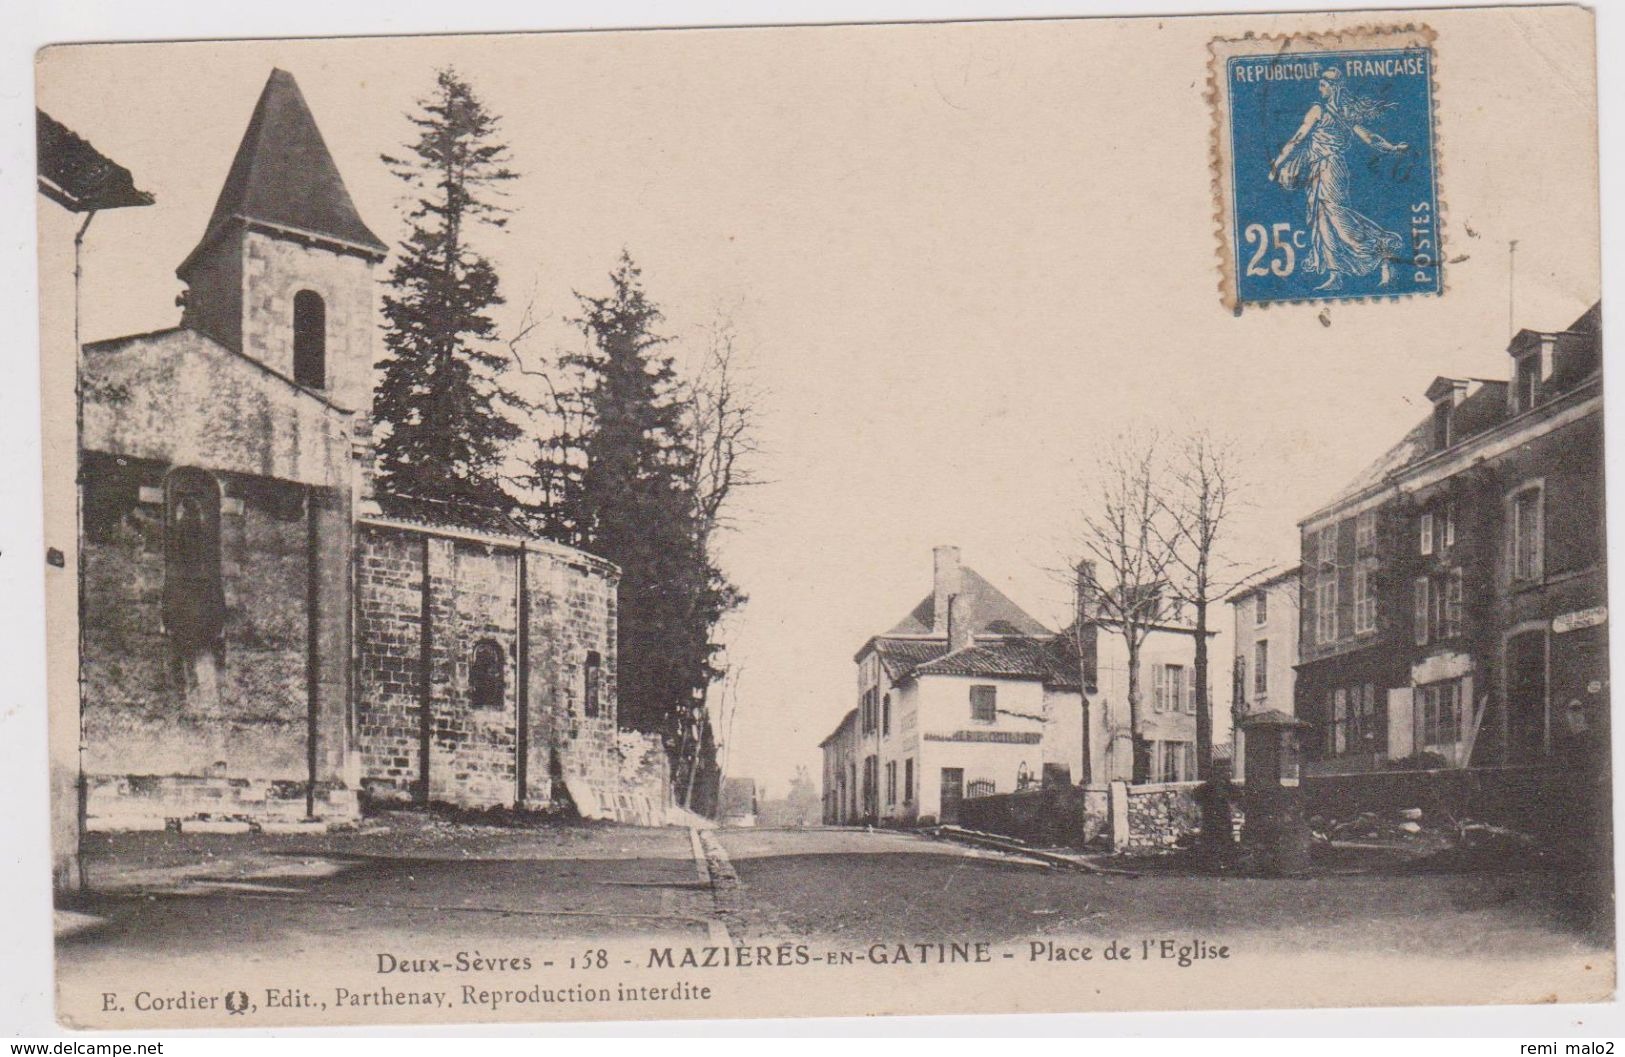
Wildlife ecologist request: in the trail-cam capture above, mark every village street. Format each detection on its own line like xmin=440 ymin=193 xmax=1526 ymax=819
xmin=59 ymin=819 xmax=1609 ymax=989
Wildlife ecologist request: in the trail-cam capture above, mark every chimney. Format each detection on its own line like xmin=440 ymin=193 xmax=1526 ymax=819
xmin=947 ymin=592 xmax=975 ymax=654
xmin=932 ymin=545 xmax=962 ymax=635
xmin=1074 ymin=559 xmax=1096 ymax=628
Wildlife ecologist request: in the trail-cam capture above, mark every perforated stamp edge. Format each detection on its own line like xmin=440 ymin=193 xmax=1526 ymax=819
xmin=1207 ymin=23 xmax=1445 ymax=314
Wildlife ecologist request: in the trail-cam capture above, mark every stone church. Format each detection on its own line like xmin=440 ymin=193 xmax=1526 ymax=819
xmin=77 ymin=69 xmax=667 ymax=830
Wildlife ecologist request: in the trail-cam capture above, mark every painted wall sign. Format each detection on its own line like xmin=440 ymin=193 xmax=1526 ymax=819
xmin=1553 ymin=607 xmax=1607 ymax=634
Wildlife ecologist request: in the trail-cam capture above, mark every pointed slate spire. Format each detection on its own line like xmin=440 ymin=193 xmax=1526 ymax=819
xmin=179 ymin=68 xmax=386 ymax=278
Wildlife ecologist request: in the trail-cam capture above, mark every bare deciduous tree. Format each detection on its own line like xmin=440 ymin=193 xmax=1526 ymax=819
xmin=1154 ymin=431 xmax=1272 ymax=781
xmin=1153 ymin=430 xmax=1277 ymax=856
xmin=671 ymin=315 xmax=764 ymax=809
xmin=684 ymin=316 xmax=764 ymax=547
xmin=1070 ymin=430 xmax=1178 ymax=783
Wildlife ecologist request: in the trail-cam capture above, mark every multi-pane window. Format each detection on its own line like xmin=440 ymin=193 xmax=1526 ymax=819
xmin=1153 ymin=664 xmax=1188 ymax=713
xmin=969 ymin=684 xmax=997 ymax=723
xmin=1419 ymin=679 xmax=1463 ymax=746
xmin=1512 ymin=487 xmax=1544 ymax=582
xmin=1414 ymin=571 xmax=1464 ymax=646
xmin=1253 ymin=640 xmax=1268 ymax=697
xmin=1328 ymin=688 xmax=1348 ymax=756
xmin=1419 ymin=512 xmax=1434 ymax=556
xmin=1444 ymin=568 xmax=1464 ymax=639
xmin=1355 ymin=510 xmax=1377 ymax=553
xmin=1255 ymin=592 xmax=1268 ymax=626
xmin=1354 ymin=562 xmax=1377 ymax=634
xmin=1154 ymin=741 xmax=1195 ymax=782
xmin=861 ymin=687 xmax=879 ymax=732
xmin=1325 ymin=685 xmax=1378 ymax=757
xmin=1353 ymin=683 xmax=1378 ymax=751
xmin=1318 ymin=524 xmax=1338 ymax=564
xmin=1315 ymin=577 xmax=1338 ymax=644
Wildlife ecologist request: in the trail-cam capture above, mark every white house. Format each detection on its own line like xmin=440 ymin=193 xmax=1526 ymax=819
xmin=820 ymin=546 xmax=1214 ymax=826
xmin=1226 ymin=566 xmax=1301 ymax=781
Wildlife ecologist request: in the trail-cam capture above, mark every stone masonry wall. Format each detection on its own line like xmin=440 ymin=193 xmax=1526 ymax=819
xmin=356 ymin=526 xmax=623 ymax=815
xmin=240 ymin=231 xmax=377 ymax=415
xmin=613 ymin=731 xmax=674 ymax=826
xmin=80 ymin=453 xmax=355 ymax=825
xmin=355 ymin=526 xmax=428 ymax=800
xmin=525 ymin=542 xmax=622 ymax=817
xmin=1120 ymin=781 xmax=1204 ymax=851
xmin=426 ymin=538 xmax=522 ymax=808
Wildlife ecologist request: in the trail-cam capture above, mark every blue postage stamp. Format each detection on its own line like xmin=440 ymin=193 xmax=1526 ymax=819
xmin=1211 ymin=28 xmax=1442 ymax=309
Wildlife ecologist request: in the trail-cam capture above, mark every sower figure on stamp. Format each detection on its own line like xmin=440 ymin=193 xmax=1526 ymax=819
xmin=1269 ymin=67 xmax=1409 ymax=291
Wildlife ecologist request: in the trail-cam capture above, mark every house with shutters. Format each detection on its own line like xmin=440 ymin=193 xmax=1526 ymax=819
xmin=69 ymin=69 xmax=663 ymax=832
xmin=820 ymin=545 xmax=1210 ymax=826
xmin=1226 ymin=565 xmax=1301 ymax=782
xmin=1294 ymin=303 xmax=1605 ymax=776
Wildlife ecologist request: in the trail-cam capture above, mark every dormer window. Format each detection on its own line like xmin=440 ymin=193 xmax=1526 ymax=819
xmin=1514 ymin=355 xmax=1539 ymax=414
xmin=1425 ymin=377 xmax=1468 ymax=452
xmin=293 ymin=289 xmax=327 ymax=388
xmin=1432 ymin=400 xmax=1452 ymax=450
xmin=1506 ymin=329 xmax=1555 ymax=415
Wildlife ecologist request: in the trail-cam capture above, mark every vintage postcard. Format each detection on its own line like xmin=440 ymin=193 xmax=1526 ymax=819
xmin=35 ymin=5 xmax=1608 ymax=1030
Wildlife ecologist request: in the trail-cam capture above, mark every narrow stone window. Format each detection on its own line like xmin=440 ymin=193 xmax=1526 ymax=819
xmin=162 ymin=467 xmax=225 ymax=656
xmin=292 ymin=289 xmax=327 ymax=388
xmin=471 ymin=639 xmax=505 ymax=710
xmin=584 ymin=650 xmax=602 ymax=717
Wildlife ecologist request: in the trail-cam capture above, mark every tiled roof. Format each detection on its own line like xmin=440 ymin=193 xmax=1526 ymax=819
xmin=885 ymin=567 xmax=1051 ymax=637
xmin=370 ymin=493 xmax=531 ymax=539
xmin=871 ymin=638 xmax=949 ymax=680
xmin=908 ymin=636 xmax=1081 ymax=690
xmin=37 ymin=110 xmax=154 ymax=212
xmin=181 ymin=69 xmax=385 ymax=277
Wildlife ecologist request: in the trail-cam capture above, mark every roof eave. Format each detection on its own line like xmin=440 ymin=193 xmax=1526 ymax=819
xmin=177 ymin=214 xmax=387 ymax=280
xmin=38 ymin=174 xmax=154 ymax=213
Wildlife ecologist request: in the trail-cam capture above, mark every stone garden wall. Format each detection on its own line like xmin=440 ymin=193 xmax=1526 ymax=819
xmin=1116 ymin=780 xmax=1204 ymax=851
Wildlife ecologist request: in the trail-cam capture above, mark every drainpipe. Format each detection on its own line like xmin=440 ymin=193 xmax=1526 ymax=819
xmin=305 ymin=486 xmax=320 ymax=818
xmin=72 ymin=210 xmax=96 ymax=887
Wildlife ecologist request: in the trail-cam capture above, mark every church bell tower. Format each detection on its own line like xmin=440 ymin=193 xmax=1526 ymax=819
xmin=177 ymin=68 xmax=387 ymax=417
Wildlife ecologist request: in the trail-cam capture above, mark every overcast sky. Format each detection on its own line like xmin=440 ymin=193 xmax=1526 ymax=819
xmin=38 ymin=7 xmax=1599 ymax=796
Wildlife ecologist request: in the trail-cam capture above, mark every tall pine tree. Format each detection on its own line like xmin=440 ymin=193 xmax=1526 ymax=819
xmin=374 ymin=68 xmax=521 ymax=508
xmin=531 ymin=253 xmax=742 ymax=746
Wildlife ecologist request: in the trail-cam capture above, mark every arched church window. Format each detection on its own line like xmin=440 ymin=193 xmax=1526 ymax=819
xmin=471 ymin=640 xmax=506 ymax=710
xmin=162 ymin=468 xmax=225 ymax=652
xmin=292 ymin=289 xmax=327 ymax=388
